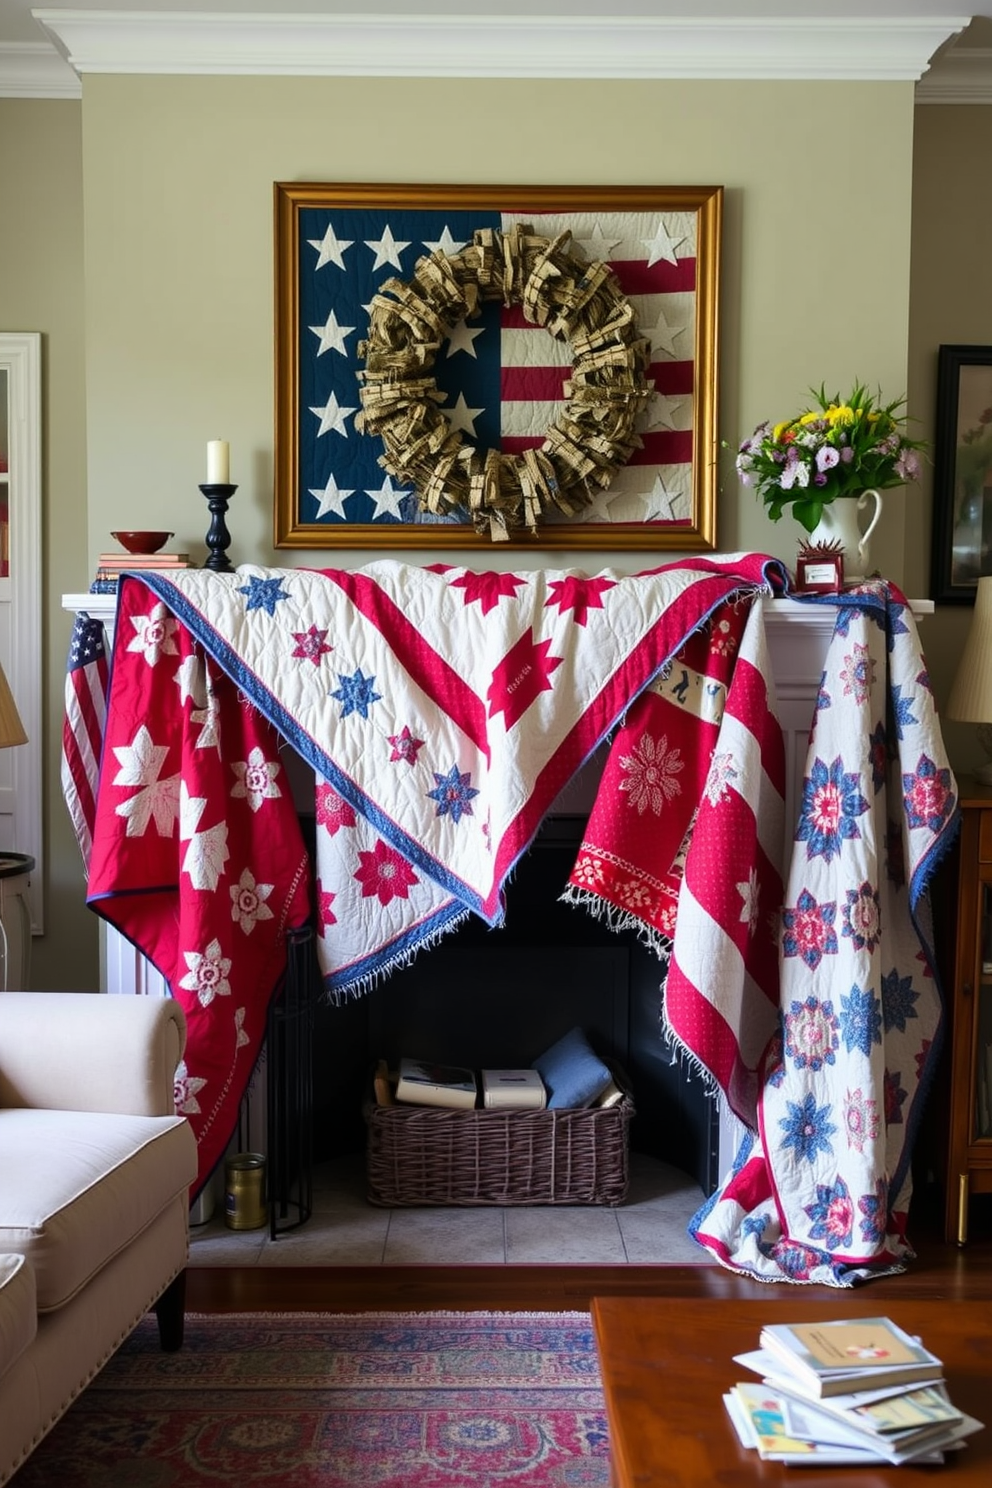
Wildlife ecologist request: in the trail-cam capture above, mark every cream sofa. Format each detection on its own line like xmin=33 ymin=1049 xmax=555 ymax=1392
xmin=0 ymin=992 xmax=198 ymax=1486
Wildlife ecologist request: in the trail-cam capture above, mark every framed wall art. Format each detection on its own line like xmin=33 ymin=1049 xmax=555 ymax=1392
xmin=273 ymin=182 xmax=722 ymax=552
xmin=931 ymin=343 xmax=992 ymax=604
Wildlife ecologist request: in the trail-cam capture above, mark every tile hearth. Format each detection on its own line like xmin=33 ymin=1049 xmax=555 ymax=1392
xmin=188 ymin=1151 xmax=708 ymax=1267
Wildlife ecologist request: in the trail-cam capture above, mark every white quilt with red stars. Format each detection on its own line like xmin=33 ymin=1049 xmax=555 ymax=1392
xmin=86 ymin=554 xmax=782 ymax=1195
xmin=690 ymin=584 xmax=958 ymax=1284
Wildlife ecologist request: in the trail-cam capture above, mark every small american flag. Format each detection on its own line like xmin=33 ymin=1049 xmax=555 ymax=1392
xmin=61 ymin=612 xmax=108 ymax=869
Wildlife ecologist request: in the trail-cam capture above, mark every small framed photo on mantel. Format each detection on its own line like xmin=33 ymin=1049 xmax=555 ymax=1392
xmin=794 ymin=540 xmax=844 ymax=594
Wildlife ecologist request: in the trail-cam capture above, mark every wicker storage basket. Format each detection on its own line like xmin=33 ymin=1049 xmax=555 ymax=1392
xmin=365 ymin=1070 xmax=634 ymax=1207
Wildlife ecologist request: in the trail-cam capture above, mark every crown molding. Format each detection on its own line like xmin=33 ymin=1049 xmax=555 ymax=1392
xmin=0 ymin=41 xmax=80 ymax=97
xmin=28 ymin=11 xmax=968 ymax=82
xmin=916 ymin=44 xmax=992 ymax=101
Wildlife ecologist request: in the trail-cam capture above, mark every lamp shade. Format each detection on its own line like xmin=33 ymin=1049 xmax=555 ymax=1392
xmin=947 ymin=576 xmax=992 ymax=723
xmin=0 ymin=661 xmax=27 ymax=749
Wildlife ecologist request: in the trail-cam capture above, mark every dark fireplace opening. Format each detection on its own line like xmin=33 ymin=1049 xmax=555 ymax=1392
xmin=306 ymin=812 xmax=719 ymax=1197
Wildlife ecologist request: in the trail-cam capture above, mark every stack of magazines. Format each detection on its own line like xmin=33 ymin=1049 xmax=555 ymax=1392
xmin=724 ymin=1316 xmax=985 ymax=1465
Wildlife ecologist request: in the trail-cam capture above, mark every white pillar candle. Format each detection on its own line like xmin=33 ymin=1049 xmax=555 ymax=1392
xmin=206 ymin=440 xmax=230 ymax=485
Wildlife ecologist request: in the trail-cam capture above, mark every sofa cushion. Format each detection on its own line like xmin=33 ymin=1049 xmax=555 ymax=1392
xmin=0 ymin=1108 xmax=194 ymax=1312
xmin=0 ymin=1252 xmax=37 ymax=1386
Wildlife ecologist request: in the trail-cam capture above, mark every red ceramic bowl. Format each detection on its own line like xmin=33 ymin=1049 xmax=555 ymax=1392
xmin=111 ymin=530 xmax=174 ymax=555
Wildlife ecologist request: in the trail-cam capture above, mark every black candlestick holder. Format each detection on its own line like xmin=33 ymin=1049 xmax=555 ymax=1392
xmin=198 ymin=483 xmax=237 ymax=572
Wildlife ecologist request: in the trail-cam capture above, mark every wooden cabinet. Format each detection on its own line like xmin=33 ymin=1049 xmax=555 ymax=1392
xmin=945 ymin=780 xmax=992 ymax=1243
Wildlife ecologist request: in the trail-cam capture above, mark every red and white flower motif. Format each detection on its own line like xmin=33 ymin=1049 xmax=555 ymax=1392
xmin=839 ymin=641 xmax=875 ymax=703
xmin=710 ymin=615 xmax=738 ymax=658
xmin=843 ymin=1086 xmax=880 ymax=1154
xmin=703 ymin=750 xmax=738 ymax=807
xmin=315 ymin=784 xmax=356 ymax=836
xmin=229 ymin=868 xmax=275 ymax=934
xmin=127 ymin=602 xmax=179 ymax=666
xmin=823 ymin=1192 xmax=855 ymax=1246
xmin=174 ymin=1057 xmax=207 ymax=1115
xmin=354 ymin=838 xmax=419 ymax=906
xmin=179 ymin=936 xmax=232 ymax=1008
xmin=618 ymin=732 xmax=683 ymax=815
xmin=230 ymin=746 xmax=282 ymax=812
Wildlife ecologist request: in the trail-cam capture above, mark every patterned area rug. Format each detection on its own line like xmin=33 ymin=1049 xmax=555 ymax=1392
xmin=11 ymin=1312 xmax=610 ymax=1487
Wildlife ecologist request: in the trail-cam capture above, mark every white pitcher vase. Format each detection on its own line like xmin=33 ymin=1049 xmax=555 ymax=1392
xmin=806 ymin=489 xmax=883 ymax=582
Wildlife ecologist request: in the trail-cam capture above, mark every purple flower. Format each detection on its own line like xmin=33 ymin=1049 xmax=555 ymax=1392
xmin=840 ymin=445 xmax=855 ymax=463
xmin=816 ymin=446 xmax=840 ymax=472
xmin=895 ymin=449 xmax=920 ymax=480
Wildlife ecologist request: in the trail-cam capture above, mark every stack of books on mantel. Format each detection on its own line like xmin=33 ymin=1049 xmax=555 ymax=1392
xmin=724 ymin=1316 xmax=985 ymax=1466
xmin=90 ymin=551 xmax=193 ymax=594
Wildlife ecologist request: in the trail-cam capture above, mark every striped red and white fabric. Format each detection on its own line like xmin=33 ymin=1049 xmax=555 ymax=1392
xmin=499 ymin=208 xmax=697 ymax=528
xmin=61 ymin=611 xmax=109 ymax=869
xmin=567 ymin=596 xmax=785 ymax=1130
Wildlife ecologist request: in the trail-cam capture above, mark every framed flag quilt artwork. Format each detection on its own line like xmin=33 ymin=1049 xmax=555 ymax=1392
xmin=274 ymin=182 xmax=722 ymax=552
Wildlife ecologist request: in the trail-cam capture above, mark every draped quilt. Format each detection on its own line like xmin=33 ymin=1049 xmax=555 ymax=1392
xmin=686 ymin=585 xmax=957 ymax=1284
xmin=81 ymin=560 xmax=957 ymax=1284
xmin=86 ymin=554 xmax=782 ymax=1195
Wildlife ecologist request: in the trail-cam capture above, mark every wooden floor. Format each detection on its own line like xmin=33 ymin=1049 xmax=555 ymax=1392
xmin=187 ymin=1190 xmax=992 ymax=1312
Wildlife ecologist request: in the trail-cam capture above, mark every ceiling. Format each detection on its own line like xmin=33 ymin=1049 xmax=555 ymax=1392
xmin=3 ymin=4 xmax=992 ymax=94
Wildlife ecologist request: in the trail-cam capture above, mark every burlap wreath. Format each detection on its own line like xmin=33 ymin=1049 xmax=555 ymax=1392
xmin=355 ymin=224 xmax=652 ymax=541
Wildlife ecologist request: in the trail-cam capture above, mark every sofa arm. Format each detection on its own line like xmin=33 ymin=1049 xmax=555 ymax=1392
xmin=0 ymin=992 xmax=186 ymax=1117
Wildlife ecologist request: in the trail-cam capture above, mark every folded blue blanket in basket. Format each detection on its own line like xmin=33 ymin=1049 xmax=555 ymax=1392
xmin=532 ymin=1027 xmax=613 ymax=1110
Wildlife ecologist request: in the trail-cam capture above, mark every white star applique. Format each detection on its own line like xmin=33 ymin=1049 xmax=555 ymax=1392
xmin=365 ymin=223 xmax=411 ymax=271
xmin=446 ymin=392 xmax=483 ymax=438
xmin=644 ymin=390 xmax=683 ymax=432
xmin=179 ymin=781 xmax=207 ymax=841
xmin=446 ymin=318 xmax=485 ymax=359
xmin=642 ymin=218 xmax=686 ymax=268
xmin=422 ymin=225 xmax=468 ymax=256
xmin=175 ymin=654 xmax=203 ymax=706
xmin=307 ymin=224 xmax=354 ymax=271
xmin=309 ymin=310 xmax=355 ymax=357
xmin=310 ymin=475 xmax=355 ymax=520
xmin=641 ymin=473 xmax=681 ymax=522
xmin=365 ymin=475 xmax=409 ymax=520
xmin=112 ymin=725 xmax=180 ymax=837
xmin=575 ymin=221 xmax=622 ymax=261
xmin=644 ymin=304 xmax=686 ymax=359
xmin=309 ymin=392 xmax=357 ymax=438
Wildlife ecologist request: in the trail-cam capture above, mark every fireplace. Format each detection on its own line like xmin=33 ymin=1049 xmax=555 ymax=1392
xmin=305 ymin=807 xmax=719 ymax=1197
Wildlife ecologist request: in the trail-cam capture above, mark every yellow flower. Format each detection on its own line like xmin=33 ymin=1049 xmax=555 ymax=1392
xmin=798 ymin=411 xmax=821 ymax=427
xmin=827 ymin=404 xmax=855 ymax=426
xmin=773 ymin=420 xmax=793 ymax=442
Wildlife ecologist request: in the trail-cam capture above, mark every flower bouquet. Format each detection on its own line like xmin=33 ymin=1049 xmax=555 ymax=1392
xmin=735 ymin=382 xmax=925 ymax=534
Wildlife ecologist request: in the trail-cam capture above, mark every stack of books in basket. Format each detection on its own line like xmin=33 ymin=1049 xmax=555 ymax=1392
xmin=724 ymin=1316 xmax=985 ymax=1466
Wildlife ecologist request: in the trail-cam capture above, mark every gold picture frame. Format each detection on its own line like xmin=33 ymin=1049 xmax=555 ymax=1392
xmin=274 ymin=181 xmax=722 ymax=552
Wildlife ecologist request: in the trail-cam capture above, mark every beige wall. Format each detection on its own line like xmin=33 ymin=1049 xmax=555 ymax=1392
xmin=0 ymin=98 xmax=97 ymax=991
xmin=909 ymin=104 xmax=992 ymax=775
xmin=80 ymin=75 xmax=916 ymax=577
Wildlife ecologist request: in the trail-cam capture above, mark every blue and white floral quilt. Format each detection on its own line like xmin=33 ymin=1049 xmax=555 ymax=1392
xmin=691 ymin=582 xmax=958 ymax=1284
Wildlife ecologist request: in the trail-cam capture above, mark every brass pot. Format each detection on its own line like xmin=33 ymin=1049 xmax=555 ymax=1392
xmin=224 ymin=1152 xmax=267 ymax=1230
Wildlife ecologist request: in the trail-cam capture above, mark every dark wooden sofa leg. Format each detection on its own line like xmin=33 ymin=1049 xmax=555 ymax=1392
xmin=154 ymin=1269 xmax=187 ymax=1352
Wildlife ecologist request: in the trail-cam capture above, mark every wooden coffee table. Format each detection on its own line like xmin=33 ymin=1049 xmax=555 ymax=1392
xmin=591 ymin=1296 xmax=991 ymax=1486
